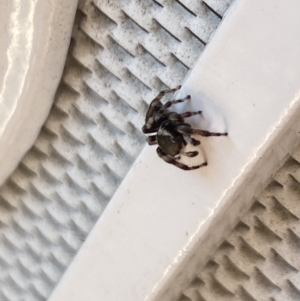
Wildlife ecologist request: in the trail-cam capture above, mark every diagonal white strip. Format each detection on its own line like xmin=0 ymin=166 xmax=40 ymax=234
xmin=49 ymin=0 xmax=300 ymax=300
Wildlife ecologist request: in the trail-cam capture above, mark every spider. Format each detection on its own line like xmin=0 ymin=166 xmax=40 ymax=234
xmin=142 ymin=86 xmax=228 ymax=170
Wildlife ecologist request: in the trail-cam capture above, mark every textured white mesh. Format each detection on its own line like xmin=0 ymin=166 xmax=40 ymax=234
xmin=177 ymin=147 xmax=300 ymax=301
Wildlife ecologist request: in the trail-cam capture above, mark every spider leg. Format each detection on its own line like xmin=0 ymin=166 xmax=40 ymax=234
xmin=177 ymin=125 xmax=228 ymax=137
xmin=182 ymin=130 xmax=201 ymax=145
xmin=180 ymin=123 xmax=200 ymax=146
xmin=168 ymin=113 xmax=184 ymax=123
xmin=155 ymin=86 xmax=181 ymax=102
xmin=181 ymin=151 xmax=199 ymax=158
xmin=146 ymin=86 xmax=182 ymax=115
xmin=161 ymin=95 xmax=190 ymax=110
xmin=179 ymin=111 xmax=202 ymax=119
xmin=146 ymin=135 xmax=157 ymax=145
xmin=157 ymin=147 xmax=206 ymax=170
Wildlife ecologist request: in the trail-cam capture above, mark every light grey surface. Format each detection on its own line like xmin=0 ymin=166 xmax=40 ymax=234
xmin=0 ymin=1 xmax=232 ymax=300
xmin=177 ymin=146 xmax=300 ymax=301
xmin=0 ymin=0 xmax=78 ymax=186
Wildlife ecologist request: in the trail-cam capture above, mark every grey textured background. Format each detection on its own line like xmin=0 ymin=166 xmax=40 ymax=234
xmin=178 ymin=147 xmax=300 ymax=301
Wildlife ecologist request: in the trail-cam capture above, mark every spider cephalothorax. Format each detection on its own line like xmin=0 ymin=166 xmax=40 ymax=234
xmin=142 ymin=86 xmax=228 ymax=170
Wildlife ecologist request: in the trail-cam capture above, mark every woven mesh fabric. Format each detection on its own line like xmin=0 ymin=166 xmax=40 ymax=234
xmin=0 ymin=1 xmax=233 ymax=300
xmin=178 ymin=147 xmax=300 ymax=301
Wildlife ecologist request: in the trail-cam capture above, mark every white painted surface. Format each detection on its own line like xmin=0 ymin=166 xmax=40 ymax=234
xmin=0 ymin=0 xmax=78 ymax=185
xmin=49 ymin=0 xmax=300 ymax=301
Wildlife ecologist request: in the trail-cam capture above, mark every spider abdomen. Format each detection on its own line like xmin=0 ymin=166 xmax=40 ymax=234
xmin=157 ymin=122 xmax=185 ymax=157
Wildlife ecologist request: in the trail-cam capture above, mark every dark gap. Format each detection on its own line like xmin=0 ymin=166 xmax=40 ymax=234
xmin=139 ymin=44 xmax=166 ymax=67
xmin=171 ymin=52 xmax=190 ymax=69
xmin=176 ymin=0 xmax=197 ymax=17
xmin=122 ymin=10 xmax=149 ymax=34
xmin=152 ymin=0 xmax=164 ymax=8
xmin=185 ymin=27 xmax=207 ymax=45
xmin=153 ymin=18 xmax=181 ymax=42
xmin=108 ymin=35 xmax=136 ymax=58
xmin=202 ymin=1 xmax=222 ymax=19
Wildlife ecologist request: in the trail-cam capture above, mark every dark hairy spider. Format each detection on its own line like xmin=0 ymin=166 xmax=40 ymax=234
xmin=142 ymin=86 xmax=228 ymax=170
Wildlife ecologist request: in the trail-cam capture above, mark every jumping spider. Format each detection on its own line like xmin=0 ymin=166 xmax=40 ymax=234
xmin=142 ymin=86 xmax=228 ymax=170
